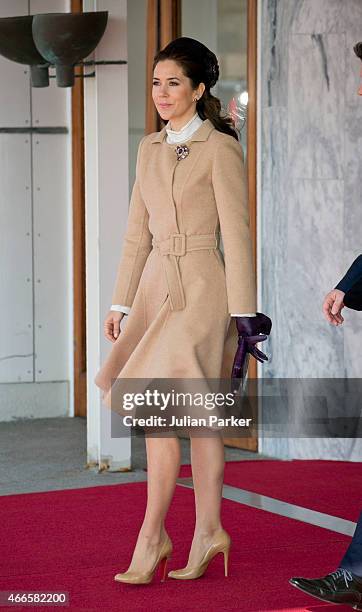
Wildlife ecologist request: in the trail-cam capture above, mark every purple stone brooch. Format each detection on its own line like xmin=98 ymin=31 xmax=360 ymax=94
xmin=175 ymin=144 xmax=190 ymax=161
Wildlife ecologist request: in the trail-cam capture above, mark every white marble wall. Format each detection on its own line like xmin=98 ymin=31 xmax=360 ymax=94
xmin=259 ymin=0 xmax=362 ymax=460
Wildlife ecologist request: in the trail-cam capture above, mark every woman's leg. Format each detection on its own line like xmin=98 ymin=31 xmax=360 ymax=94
xmin=186 ymin=431 xmax=225 ymax=566
xmin=126 ymin=433 xmax=181 ymax=572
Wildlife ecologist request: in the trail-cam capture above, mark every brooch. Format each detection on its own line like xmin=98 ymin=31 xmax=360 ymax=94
xmin=175 ymin=144 xmax=189 ymax=161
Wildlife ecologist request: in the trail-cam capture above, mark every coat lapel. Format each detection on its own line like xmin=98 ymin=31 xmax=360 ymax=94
xmin=149 ymin=119 xmax=215 ymax=229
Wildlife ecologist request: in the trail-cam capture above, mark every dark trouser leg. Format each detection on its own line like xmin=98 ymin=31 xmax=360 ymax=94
xmin=340 ymin=511 xmax=362 ymax=577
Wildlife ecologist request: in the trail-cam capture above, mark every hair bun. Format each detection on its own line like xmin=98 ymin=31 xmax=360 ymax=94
xmin=207 ymin=59 xmax=219 ymax=88
xmin=354 ymin=41 xmax=362 ymax=60
xmin=205 ymin=52 xmax=219 ymax=89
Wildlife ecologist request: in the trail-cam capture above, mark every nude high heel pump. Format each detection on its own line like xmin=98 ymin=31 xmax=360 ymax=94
xmin=114 ymin=533 xmax=173 ymax=585
xmin=168 ymin=529 xmax=231 ymax=580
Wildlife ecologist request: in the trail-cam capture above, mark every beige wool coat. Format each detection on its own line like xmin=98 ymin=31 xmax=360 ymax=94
xmin=94 ymin=118 xmax=256 ymax=409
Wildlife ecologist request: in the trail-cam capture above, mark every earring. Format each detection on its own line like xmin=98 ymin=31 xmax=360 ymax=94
xmin=193 ymin=97 xmax=198 ymax=102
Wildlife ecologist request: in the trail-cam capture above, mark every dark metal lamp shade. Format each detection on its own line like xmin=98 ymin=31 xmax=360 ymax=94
xmin=32 ymin=11 xmax=108 ymax=87
xmin=0 ymin=15 xmax=50 ymax=87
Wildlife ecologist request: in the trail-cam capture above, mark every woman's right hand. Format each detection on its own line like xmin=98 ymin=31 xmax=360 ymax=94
xmin=104 ymin=310 xmax=125 ymax=342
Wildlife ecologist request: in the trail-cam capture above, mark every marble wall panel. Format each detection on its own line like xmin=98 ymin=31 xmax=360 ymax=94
xmin=259 ymin=0 xmax=362 ymax=459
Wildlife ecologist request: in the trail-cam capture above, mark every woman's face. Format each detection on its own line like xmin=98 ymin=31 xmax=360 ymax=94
xmin=152 ymin=59 xmax=204 ymax=122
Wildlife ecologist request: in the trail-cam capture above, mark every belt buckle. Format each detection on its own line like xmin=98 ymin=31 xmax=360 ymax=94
xmin=170 ymin=233 xmax=186 ymax=256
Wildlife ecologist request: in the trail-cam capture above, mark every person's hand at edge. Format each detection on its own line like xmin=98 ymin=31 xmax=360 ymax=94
xmin=322 ymin=289 xmax=345 ymax=326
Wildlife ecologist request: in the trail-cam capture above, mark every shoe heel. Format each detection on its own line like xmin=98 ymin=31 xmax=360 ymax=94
xmin=159 ymin=556 xmax=170 ymax=582
xmin=223 ymin=547 xmax=230 ymax=577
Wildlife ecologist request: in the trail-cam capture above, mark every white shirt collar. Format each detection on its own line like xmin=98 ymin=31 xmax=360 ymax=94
xmin=165 ymin=112 xmax=203 ymax=144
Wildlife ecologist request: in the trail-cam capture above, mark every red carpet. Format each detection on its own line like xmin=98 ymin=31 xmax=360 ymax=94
xmin=0 ymin=479 xmax=354 ymax=611
xmin=178 ymin=460 xmax=362 ymax=522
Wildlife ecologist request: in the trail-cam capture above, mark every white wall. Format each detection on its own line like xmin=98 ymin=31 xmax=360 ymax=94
xmin=0 ymin=0 xmax=73 ymax=420
xmin=84 ymin=0 xmax=132 ymax=469
xmin=127 ymin=0 xmax=147 ymax=191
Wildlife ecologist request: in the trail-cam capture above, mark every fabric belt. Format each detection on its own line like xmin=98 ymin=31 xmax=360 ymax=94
xmin=151 ymin=232 xmax=220 ymax=310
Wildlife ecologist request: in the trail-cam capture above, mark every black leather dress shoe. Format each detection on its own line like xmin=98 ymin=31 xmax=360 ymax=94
xmin=289 ymin=568 xmax=362 ymax=609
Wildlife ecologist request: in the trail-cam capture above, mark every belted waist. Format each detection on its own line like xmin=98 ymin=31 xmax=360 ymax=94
xmin=151 ymin=232 xmax=220 ymax=310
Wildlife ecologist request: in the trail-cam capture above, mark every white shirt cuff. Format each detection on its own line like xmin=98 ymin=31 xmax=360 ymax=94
xmin=110 ymin=304 xmax=131 ymax=315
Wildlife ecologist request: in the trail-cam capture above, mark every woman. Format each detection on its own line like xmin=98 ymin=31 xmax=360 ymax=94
xmin=94 ymin=37 xmax=257 ymax=584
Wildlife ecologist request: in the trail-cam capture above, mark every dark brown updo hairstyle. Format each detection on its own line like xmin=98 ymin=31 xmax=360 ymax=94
xmin=153 ymin=37 xmax=239 ymax=141
xmin=354 ymin=42 xmax=362 ymax=60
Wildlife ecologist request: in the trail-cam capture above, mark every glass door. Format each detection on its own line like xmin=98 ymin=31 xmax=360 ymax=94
xmin=181 ymin=0 xmax=249 ymax=154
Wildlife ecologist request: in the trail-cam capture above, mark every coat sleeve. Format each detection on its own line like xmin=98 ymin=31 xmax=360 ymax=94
xmin=344 ymin=277 xmax=362 ymax=311
xmin=111 ymin=135 xmax=153 ymax=307
xmin=212 ymin=135 xmax=257 ymax=314
xmin=334 ymin=254 xmax=362 ymax=293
